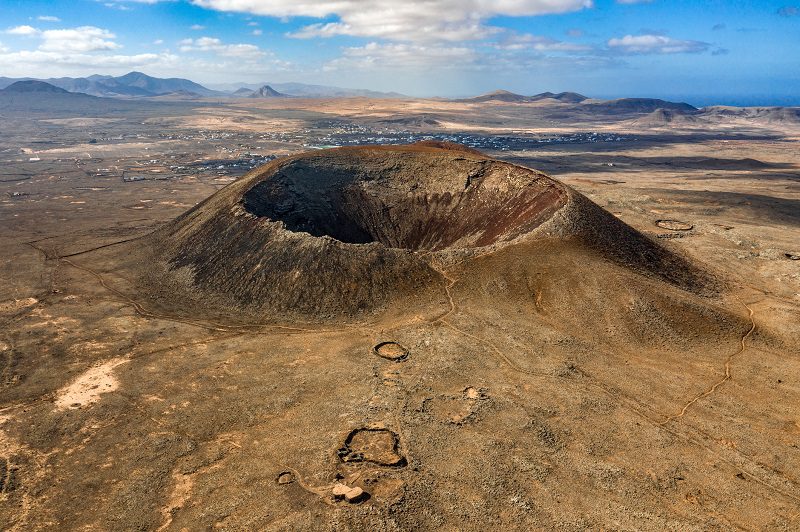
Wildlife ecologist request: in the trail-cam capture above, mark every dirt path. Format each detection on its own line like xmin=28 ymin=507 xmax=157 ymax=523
xmin=659 ymin=297 xmax=757 ymax=425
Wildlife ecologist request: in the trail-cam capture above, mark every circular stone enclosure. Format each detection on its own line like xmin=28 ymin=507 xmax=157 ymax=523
xmin=656 ymin=219 xmax=694 ymax=231
xmin=242 ymin=146 xmax=567 ymax=251
xmin=373 ymin=341 xmax=409 ymax=361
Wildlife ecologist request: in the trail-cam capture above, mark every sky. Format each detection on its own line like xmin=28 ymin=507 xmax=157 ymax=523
xmin=0 ymin=0 xmax=798 ymax=104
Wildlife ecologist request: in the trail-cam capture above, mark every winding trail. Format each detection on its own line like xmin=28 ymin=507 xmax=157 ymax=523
xmin=659 ymin=298 xmax=757 ymax=426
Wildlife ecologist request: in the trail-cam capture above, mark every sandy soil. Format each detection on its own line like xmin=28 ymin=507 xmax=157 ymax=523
xmin=54 ymin=357 xmax=128 ymax=410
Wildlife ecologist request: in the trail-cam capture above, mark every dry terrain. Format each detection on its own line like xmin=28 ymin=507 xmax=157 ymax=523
xmin=1 ymin=95 xmax=799 ymax=530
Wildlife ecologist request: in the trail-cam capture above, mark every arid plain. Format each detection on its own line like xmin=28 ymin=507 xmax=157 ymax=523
xmin=1 ymin=93 xmax=799 ymax=530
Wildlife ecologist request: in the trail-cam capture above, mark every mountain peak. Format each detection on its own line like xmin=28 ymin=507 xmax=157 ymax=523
xmin=465 ymin=90 xmax=529 ymax=102
xmin=248 ymin=85 xmax=288 ymax=98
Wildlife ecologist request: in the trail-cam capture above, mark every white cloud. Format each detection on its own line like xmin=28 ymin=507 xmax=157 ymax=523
xmin=6 ymin=25 xmax=41 ymax=36
xmin=37 ymin=16 xmax=62 ymax=22
xmin=191 ymin=0 xmax=593 ymax=42
xmin=6 ymin=25 xmax=122 ymax=53
xmin=0 ymin=49 xmax=178 ymax=74
xmin=153 ymin=39 xmax=164 ymax=44
xmin=39 ymin=26 xmax=121 ymax=52
xmin=324 ymin=42 xmax=476 ymax=71
xmin=190 ymin=24 xmax=206 ymax=30
xmin=252 ymin=29 xmax=262 ymax=35
xmin=290 ymin=20 xmax=500 ymax=42
xmin=607 ymin=34 xmax=709 ymax=54
xmin=180 ymin=36 xmax=266 ymax=59
xmin=0 ymin=44 xmax=289 ymax=81
xmin=494 ymin=32 xmax=590 ymax=52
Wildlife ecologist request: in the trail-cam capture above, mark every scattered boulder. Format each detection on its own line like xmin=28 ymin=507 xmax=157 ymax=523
xmin=332 ymin=483 xmax=350 ymax=498
xmin=344 ymin=486 xmax=367 ymax=503
xmin=332 ymin=483 xmax=368 ymax=503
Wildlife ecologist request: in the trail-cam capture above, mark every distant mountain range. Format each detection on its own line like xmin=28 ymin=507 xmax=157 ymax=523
xmin=0 ymin=71 xmax=222 ymax=98
xmin=0 ymin=72 xmax=408 ymax=99
xmin=3 ymin=78 xmax=798 ymax=129
xmin=214 ymin=81 xmax=406 ymax=99
xmin=0 ymin=79 xmax=150 ymax=114
xmin=583 ymin=98 xmax=697 ymax=113
xmin=461 ymin=89 xmax=701 ymax=114
xmin=462 ymin=90 xmax=590 ymax=104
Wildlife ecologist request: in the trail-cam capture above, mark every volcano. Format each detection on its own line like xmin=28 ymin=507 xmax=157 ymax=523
xmin=122 ymin=142 xmax=710 ymax=321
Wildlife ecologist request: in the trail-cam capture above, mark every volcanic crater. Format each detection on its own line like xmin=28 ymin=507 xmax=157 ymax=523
xmin=125 ymin=142 xmax=709 ymax=321
xmin=241 ymin=143 xmax=566 ymax=251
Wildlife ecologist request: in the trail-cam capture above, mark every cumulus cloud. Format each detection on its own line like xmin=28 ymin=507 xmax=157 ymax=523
xmin=39 ymin=26 xmax=121 ymax=52
xmin=179 ymin=36 xmax=265 ymax=59
xmin=37 ymin=16 xmax=62 ymax=22
xmin=6 ymin=25 xmax=40 ymax=36
xmin=607 ymin=34 xmax=709 ymax=54
xmin=0 ymin=49 xmax=177 ymax=73
xmin=0 ymin=45 xmax=289 ymax=80
xmin=323 ymin=42 xmax=476 ymax=71
xmin=190 ymin=24 xmax=206 ymax=30
xmin=192 ymin=0 xmax=593 ymax=42
xmin=4 ymin=25 xmax=121 ymax=52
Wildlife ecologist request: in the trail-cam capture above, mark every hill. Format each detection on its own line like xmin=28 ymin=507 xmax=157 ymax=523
xmin=584 ymin=98 xmax=698 ymax=114
xmin=460 ymin=90 xmax=589 ymax=103
xmin=248 ymin=85 xmax=288 ymax=98
xmin=110 ymin=71 xmax=219 ymax=97
xmin=221 ymin=81 xmax=404 ymax=98
xmin=1 ymin=80 xmax=70 ymax=94
xmin=625 ymin=108 xmax=702 ymax=128
xmin=531 ymin=91 xmax=588 ymax=103
xmin=701 ymin=106 xmax=800 ymax=125
xmin=463 ymin=90 xmax=531 ymax=103
xmin=232 ymin=87 xmax=254 ymax=97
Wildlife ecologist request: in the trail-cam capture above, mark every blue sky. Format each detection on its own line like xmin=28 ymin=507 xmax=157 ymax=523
xmin=0 ymin=0 xmax=798 ymax=103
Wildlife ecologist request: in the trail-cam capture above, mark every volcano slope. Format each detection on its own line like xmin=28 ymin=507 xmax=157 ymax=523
xmin=3 ymin=143 xmax=799 ymax=531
